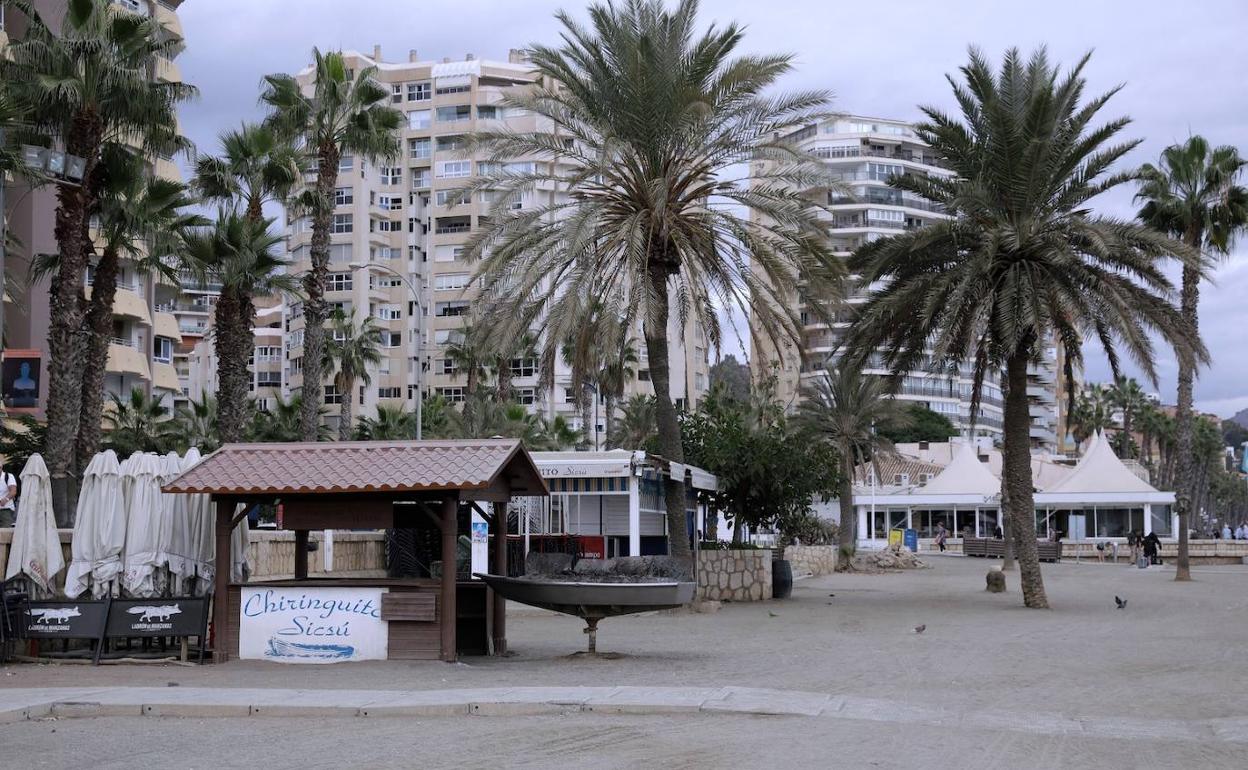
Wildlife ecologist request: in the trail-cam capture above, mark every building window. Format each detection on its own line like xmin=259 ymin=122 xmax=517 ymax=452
xmin=441 ymin=358 xmax=458 ymax=375
xmin=338 ymin=155 xmax=354 ymax=173
xmin=377 ymin=194 xmax=403 ymax=211
xmin=516 ymin=387 xmax=536 ymax=405
xmin=434 ymin=245 xmax=465 ymax=262
xmin=377 ymin=386 xmax=402 ymax=399
xmin=332 ymin=213 xmax=353 ymax=233
xmin=329 ymin=243 xmax=353 ymax=264
xmin=435 ymin=105 xmax=472 ymax=123
xmin=477 ymin=105 xmax=499 ymax=120
xmin=407 ymin=110 xmax=431 ymax=130
xmin=256 ymin=372 xmax=282 ymax=387
xmin=254 ymin=345 xmax=281 ymax=363
xmin=375 ymin=246 xmax=400 ymax=260
xmin=434 ymin=273 xmax=470 ymax=291
xmin=408 ymin=137 xmax=431 ymax=160
xmin=334 ymin=187 xmax=354 ymax=206
xmin=380 ymin=166 xmax=402 ymax=185
xmin=438 ymin=387 xmax=465 ymax=403
xmin=407 ymin=82 xmax=431 ymax=102
xmin=153 ymin=337 xmax=173 ymax=363
xmin=867 ymin=162 xmax=903 ymax=181
xmin=411 ymin=169 xmax=431 ymax=188
xmin=384 ymin=331 xmax=402 ymax=348
xmin=376 ymin=219 xmax=403 ymax=232
xmin=324 ymin=385 xmax=343 ymax=405
xmin=437 ymin=161 xmax=472 ymax=179
xmin=327 ymin=273 xmax=353 ymax=292
xmin=510 ymin=358 xmax=536 ymax=378
xmin=376 ymin=304 xmax=402 ymax=320
xmin=435 ymin=189 xmax=471 ymax=206
xmin=564 ymin=388 xmax=578 ymax=404
xmin=436 ymin=300 xmax=469 ymax=317
xmin=638 ymin=369 xmax=650 ymax=381
xmin=391 ymin=83 xmax=403 ymax=103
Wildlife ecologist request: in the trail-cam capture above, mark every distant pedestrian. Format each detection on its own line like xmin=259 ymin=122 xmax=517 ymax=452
xmin=1143 ymin=531 xmax=1161 ymax=565
xmin=935 ymin=522 xmax=948 ymax=553
xmin=1221 ymin=524 xmax=1232 ymax=541
xmin=993 ymin=525 xmax=1004 ymax=539
xmin=1127 ymin=530 xmax=1142 ymax=566
xmin=0 ymin=464 xmax=16 ymax=527
xmin=1239 ymin=524 xmax=1248 ymax=541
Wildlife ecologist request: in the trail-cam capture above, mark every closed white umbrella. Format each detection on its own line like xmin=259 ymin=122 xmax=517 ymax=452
xmin=158 ymin=451 xmax=192 ymax=592
xmin=121 ymin=452 xmax=165 ymax=598
xmin=180 ymin=447 xmax=217 ymax=596
xmin=4 ymin=454 xmax=65 ymax=597
xmin=65 ymin=450 xmax=126 ymax=599
xmin=231 ymin=503 xmax=251 ymax=584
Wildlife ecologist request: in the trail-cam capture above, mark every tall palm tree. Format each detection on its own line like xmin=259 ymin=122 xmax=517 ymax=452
xmin=172 ymin=392 xmax=221 ymax=453
xmin=444 ymin=326 xmax=490 ymax=402
xmin=261 ymin=48 xmax=402 ymax=441
xmin=796 ymin=365 xmax=908 ymax=569
xmin=73 ymin=148 xmax=205 ymax=474
xmin=182 ymin=213 xmax=296 ymax=443
xmin=1136 ymin=401 xmax=1163 ymax=470
xmin=840 ymin=48 xmax=1202 ymax=608
xmin=194 ymin=123 xmax=301 ymax=222
xmin=103 ymin=388 xmax=174 ymax=457
xmin=248 ymin=394 xmax=332 ymax=442
xmin=1108 ymin=376 xmax=1148 ymax=459
xmin=1069 ymin=384 xmax=1115 ymax=446
xmin=600 ymin=337 xmax=639 ymax=449
xmin=1136 ymin=136 xmax=1248 ymax=581
xmin=323 ymin=310 xmax=384 ymax=440
xmin=3 ymin=0 xmax=195 ymax=522
xmin=354 ymin=404 xmax=419 ymax=440
xmin=465 ymin=0 xmax=842 ymax=557
xmin=610 ymin=394 xmax=658 ymax=452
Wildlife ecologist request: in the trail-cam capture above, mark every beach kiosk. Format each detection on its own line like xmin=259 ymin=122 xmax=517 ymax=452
xmin=163 ymin=439 xmax=547 ymax=663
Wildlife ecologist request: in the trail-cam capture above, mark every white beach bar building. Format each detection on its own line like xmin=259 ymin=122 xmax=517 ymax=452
xmin=850 ymin=433 xmax=1176 ymax=548
xmin=517 ymin=450 xmax=718 ymax=558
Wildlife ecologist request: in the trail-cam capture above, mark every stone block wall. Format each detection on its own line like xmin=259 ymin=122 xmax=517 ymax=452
xmin=696 ymin=548 xmax=772 ymax=602
xmin=782 ymin=545 xmax=837 ymax=577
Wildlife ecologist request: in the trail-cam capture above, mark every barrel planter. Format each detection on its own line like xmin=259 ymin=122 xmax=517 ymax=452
xmin=772 ymin=559 xmax=793 ymax=599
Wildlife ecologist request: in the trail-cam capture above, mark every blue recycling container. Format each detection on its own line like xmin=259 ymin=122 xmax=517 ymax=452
xmin=903 ymin=529 xmax=918 ymax=552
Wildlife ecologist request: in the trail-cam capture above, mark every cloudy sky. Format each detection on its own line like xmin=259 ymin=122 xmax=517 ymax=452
xmin=177 ymin=0 xmax=1248 ymax=416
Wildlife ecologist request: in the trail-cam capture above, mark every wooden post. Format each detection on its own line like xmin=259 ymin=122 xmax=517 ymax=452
xmin=490 ymin=505 xmax=507 ymax=655
xmin=440 ymin=496 xmax=458 ymax=662
xmin=213 ymin=499 xmax=232 ymax=663
xmin=294 ymin=530 xmax=309 ymax=580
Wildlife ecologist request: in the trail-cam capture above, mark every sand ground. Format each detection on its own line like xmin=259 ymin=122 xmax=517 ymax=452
xmin=4 ymin=556 xmax=1247 ymax=768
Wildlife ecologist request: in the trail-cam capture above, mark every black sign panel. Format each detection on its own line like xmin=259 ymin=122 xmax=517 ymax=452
xmin=23 ymin=601 xmax=109 ymax=640
xmin=105 ymin=598 xmax=209 ymax=638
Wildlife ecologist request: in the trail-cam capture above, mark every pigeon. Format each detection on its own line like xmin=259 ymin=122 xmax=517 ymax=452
xmin=1115 ymin=596 xmax=1127 ymax=610
xmin=914 ymin=624 xmax=926 ymax=634
xmin=828 ymin=593 xmax=836 ymax=597
xmin=768 ymin=611 xmax=780 ymax=618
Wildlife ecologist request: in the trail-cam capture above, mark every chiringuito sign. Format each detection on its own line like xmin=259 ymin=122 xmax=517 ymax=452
xmin=238 ymin=587 xmax=388 ymax=663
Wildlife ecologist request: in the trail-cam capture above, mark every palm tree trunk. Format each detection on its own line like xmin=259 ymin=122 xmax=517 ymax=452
xmin=1122 ymin=412 xmax=1133 ymax=459
xmin=214 ymin=289 xmax=251 ymax=444
xmin=299 ymin=145 xmax=340 ymax=441
xmin=1173 ymin=232 xmax=1201 ymax=581
xmin=604 ymin=393 xmax=616 ymax=449
xmin=46 ymin=111 xmax=104 ymax=526
xmin=1004 ymin=350 xmax=1049 ymax=608
xmin=338 ymin=375 xmax=354 ymax=441
xmin=643 ymin=265 xmax=691 ymax=561
xmin=496 ymin=356 xmax=512 ymax=403
xmin=835 ymin=446 xmax=856 ymax=571
xmin=580 ymin=388 xmax=592 ymax=448
xmin=75 ymin=246 xmax=121 ymax=476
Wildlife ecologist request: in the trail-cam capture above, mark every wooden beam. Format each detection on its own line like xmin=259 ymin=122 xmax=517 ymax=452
xmin=213 ymin=499 xmax=233 ymax=663
xmin=490 ymin=503 xmax=507 ymax=655
xmin=294 ymin=530 xmax=309 ymax=580
xmin=440 ymin=496 xmax=458 ymax=662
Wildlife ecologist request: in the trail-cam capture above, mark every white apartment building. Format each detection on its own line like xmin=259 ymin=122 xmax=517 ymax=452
xmin=751 ymin=114 xmax=1063 ymax=450
xmin=280 ymin=47 xmax=709 ymax=438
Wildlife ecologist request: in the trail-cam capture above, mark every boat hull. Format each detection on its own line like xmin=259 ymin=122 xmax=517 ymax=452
xmin=474 ymin=574 xmax=695 ymax=619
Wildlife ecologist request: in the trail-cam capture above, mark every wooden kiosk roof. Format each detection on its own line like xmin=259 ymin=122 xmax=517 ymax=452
xmin=164 ymin=439 xmax=549 ymax=499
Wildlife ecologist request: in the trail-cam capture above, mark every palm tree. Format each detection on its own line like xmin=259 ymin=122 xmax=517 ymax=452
xmin=354 ymin=405 xmax=419 ymax=440
xmin=1136 ymin=136 xmax=1248 ymax=581
xmin=103 ymin=388 xmax=174 ymax=456
xmin=1136 ymin=402 xmax=1163 ymax=470
xmin=249 ymin=395 xmax=332 ymax=442
xmin=261 ymin=48 xmax=402 ymax=441
xmin=444 ymin=326 xmax=490 ymax=402
xmin=3 ymin=0 xmax=195 ymax=522
xmin=1069 ymin=384 xmax=1115 ymax=446
xmin=1108 ymin=376 xmax=1148 ymax=459
xmin=194 ymin=123 xmax=300 ymax=222
xmin=464 ymin=1 xmax=842 ymax=557
xmin=172 ymin=392 xmax=221 ymax=453
xmin=73 ymin=147 xmax=205 ymax=474
xmin=840 ymin=49 xmax=1202 ymax=608
xmin=600 ymin=337 xmax=639 ymax=449
xmin=796 ymin=365 xmax=908 ymax=569
xmin=418 ymin=394 xmax=458 ymax=439
xmin=182 ymin=213 xmax=297 ymax=443
xmin=489 ymin=332 xmax=537 ymax=405
xmin=323 ymin=310 xmax=384 ymax=440
xmin=610 ymin=395 xmax=659 ymax=452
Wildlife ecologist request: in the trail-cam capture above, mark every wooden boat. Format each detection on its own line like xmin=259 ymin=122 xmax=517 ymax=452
xmin=265 ymin=638 xmax=354 ymax=660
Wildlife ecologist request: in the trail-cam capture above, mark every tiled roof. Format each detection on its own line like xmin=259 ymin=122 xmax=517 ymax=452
xmin=163 ymin=439 xmax=548 ymax=497
xmin=853 ymin=456 xmax=945 ymax=488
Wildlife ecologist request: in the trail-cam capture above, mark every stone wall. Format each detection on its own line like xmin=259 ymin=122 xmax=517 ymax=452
xmin=696 ymin=548 xmax=772 ymax=602
xmin=782 ymin=545 xmax=838 ymax=577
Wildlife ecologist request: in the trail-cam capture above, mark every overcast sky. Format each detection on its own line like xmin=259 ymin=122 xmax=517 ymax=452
xmin=177 ymin=0 xmax=1248 ymax=416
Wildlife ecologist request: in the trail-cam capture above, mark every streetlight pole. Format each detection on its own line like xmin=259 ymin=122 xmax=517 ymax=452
xmin=349 ymin=260 xmax=426 ymax=439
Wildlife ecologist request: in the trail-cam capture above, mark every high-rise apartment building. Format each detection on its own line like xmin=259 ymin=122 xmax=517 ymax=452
xmin=1 ymin=0 xmax=190 ymax=414
xmin=281 ymin=47 xmax=709 ymax=437
xmin=751 ymin=114 xmax=1063 ymax=450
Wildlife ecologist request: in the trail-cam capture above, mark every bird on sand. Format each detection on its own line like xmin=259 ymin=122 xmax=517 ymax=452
xmin=1115 ymin=596 xmax=1127 ymax=609
xmin=914 ymin=624 xmax=926 ymax=634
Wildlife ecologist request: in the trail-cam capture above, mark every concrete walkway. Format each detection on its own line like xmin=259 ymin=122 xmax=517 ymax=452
xmin=3 ymin=685 xmax=1246 ymax=744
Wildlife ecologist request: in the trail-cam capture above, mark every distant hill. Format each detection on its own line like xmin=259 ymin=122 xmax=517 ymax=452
xmin=1232 ymin=408 xmax=1248 ymax=430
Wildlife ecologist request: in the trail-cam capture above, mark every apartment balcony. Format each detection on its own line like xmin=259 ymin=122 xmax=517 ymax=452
xmin=153 ymin=312 xmax=182 ymax=343
xmin=179 ymin=322 xmax=208 ymax=337
xmin=810 ymin=145 xmax=948 ymax=169
xmin=153 ymin=2 xmax=185 ymax=53
xmin=85 ymin=285 xmax=152 ymax=325
xmin=152 ymin=361 xmax=180 ymax=392
xmin=828 ymin=192 xmax=947 ymax=216
xmin=154 ymin=55 xmax=182 ymax=84
xmin=1030 ymin=425 xmax=1058 ymax=444
xmin=106 ymin=339 xmax=151 ymax=380
xmin=827 ymin=214 xmax=931 ymax=232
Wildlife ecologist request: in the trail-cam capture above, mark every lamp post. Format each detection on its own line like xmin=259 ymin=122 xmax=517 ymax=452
xmin=348 ymin=260 xmax=427 ymax=439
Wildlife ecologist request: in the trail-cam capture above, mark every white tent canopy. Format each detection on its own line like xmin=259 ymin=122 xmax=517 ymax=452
xmin=1046 ymin=431 xmax=1158 ymax=495
xmin=920 ymin=442 xmax=1000 ymax=495
xmin=4 ymin=454 xmax=64 ymax=596
xmin=65 ymin=450 xmax=127 ymax=599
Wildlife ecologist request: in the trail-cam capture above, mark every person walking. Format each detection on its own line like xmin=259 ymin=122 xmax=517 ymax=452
xmin=1143 ymin=531 xmax=1161 ymax=565
xmin=1127 ymin=530 xmax=1142 ymax=566
xmin=934 ymin=522 xmax=948 ymax=553
xmin=0 ymin=464 xmax=17 ymax=527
